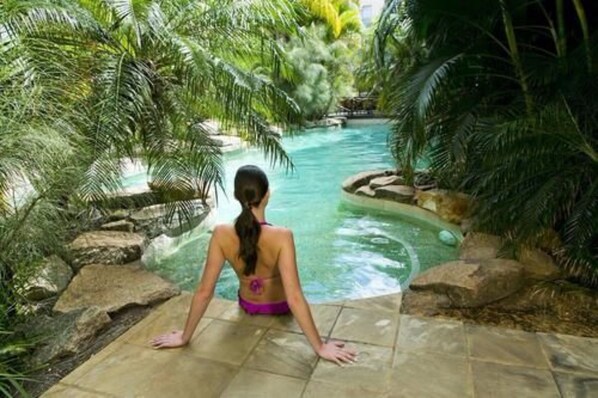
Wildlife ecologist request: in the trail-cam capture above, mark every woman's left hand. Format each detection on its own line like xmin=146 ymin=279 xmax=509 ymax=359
xmin=150 ymin=330 xmax=187 ymax=349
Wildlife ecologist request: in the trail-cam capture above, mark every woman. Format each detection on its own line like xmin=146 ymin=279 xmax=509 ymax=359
xmin=150 ymin=165 xmax=357 ymax=365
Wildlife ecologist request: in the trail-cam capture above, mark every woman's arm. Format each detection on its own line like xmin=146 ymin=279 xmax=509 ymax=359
xmin=278 ymin=229 xmax=357 ymax=365
xmin=150 ymin=225 xmax=226 ymax=348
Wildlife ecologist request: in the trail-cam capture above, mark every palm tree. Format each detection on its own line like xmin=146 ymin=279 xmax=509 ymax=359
xmin=1 ymin=0 xmax=302 ymax=205
xmin=374 ymin=0 xmax=597 ymax=286
xmin=300 ymin=0 xmax=362 ymax=38
xmin=1 ymin=2 xmax=303 ymax=391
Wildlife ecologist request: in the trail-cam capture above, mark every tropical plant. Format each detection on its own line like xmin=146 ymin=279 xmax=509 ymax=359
xmin=300 ymin=0 xmax=362 ymax=38
xmin=282 ymin=23 xmax=358 ymax=120
xmin=0 ymin=329 xmax=31 ymax=398
xmin=0 ymin=0 xmax=304 ymax=279
xmin=1 ymin=0 xmax=305 ymax=393
xmin=374 ymin=0 xmax=598 ymax=286
xmin=1 ymin=0 xmax=302 ymax=205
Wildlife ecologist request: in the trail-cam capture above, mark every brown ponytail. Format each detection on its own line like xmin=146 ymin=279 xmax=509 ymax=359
xmin=233 ymin=166 xmax=269 ymax=276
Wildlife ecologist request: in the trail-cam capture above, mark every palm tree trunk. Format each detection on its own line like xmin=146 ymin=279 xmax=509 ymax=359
xmin=499 ymin=0 xmax=533 ymax=113
xmin=571 ymin=0 xmax=592 ymax=73
xmin=556 ymin=0 xmax=567 ymax=57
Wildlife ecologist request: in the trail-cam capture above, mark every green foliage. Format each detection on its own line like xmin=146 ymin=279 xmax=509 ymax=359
xmin=0 ymin=330 xmax=32 ymax=398
xmin=374 ymin=0 xmax=598 ymax=286
xmin=278 ymin=0 xmax=362 ymax=120
xmin=299 ymin=0 xmax=362 ymax=38
xmin=0 ymin=0 xmax=306 ymax=393
xmin=283 ymin=24 xmax=358 ymax=120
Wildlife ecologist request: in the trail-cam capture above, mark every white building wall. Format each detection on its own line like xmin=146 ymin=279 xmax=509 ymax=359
xmin=360 ymin=0 xmax=385 ymax=26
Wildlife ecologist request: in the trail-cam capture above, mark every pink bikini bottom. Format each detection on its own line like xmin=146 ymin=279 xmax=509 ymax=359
xmin=238 ymin=293 xmax=291 ymax=315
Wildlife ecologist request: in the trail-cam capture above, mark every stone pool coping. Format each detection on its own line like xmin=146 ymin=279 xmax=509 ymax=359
xmin=42 ymin=292 xmax=598 ymax=397
xmin=340 ymin=190 xmax=464 ymax=242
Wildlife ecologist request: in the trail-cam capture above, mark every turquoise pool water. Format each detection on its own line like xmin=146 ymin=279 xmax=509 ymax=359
xmin=132 ymin=122 xmax=457 ymax=303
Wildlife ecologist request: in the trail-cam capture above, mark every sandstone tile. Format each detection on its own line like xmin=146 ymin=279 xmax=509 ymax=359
xmin=110 ymin=308 xmax=164 ymax=345
xmin=114 ymin=292 xmax=189 ymax=332
xmin=270 ymin=304 xmax=341 ymax=337
xmin=243 ymin=330 xmax=318 ymax=379
xmin=218 ymin=305 xmax=276 ymax=327
xmin=389 ymin=351 xmax=472 ymax=397
xmin=553 ymin=371 xmax=598 ymax=398
xmin=42 ymin=383 xmax=113 ymax=397
xmin=331 ymin=308 xmax=399 ymax=347
xmin=59 ymin=342 xmax=126 ymax=385
xmin=164 ymin=293 xmax=235 ymax=318
xmin=396 ymin=315 xmax=466 ymax=356
xmin=343 ymin=293 xmax=402 ymax=313
xmin=466 ymin=324 xmax=548 ymax=368
xmin=154 ymin=291 xmax=192 ymax=314
xmin=205 ymin=297 xmax=237 ymax=318
xmin=186 ymin=319 xmax=265 ymax=365
xmin=471 ymin=360 xmax=560 ymax=398
xmin=220 ymin=369 xmax=305 ymax=398
xmin=303 ymin=380 xmax=384 ymax=398
xmin=322 ymin=299 xmax=346 ymax=306
xmin=539 ymin=333 xmax=598 ymax=375
xmin=73 ymin=344 xmax=236 ymax=397
xmin=311 ymin=342 xmax=392 ymax=392
xmin=125 ymin=311 xmax=212 ymax=347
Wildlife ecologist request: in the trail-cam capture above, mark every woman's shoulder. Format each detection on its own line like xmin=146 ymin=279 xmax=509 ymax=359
xmin=212 ymin=223 xmax=293 ymax=238
xmin=211 ymin=223 xmax=235 ymax=239
xmin=262 ymin=225 xmax=294 ymax=246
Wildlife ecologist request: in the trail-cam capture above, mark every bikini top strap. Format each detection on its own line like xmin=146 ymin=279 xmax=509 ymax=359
xmin=258 ymin=221 xmax=272 ymax=226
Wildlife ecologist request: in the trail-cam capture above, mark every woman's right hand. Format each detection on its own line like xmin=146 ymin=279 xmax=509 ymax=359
xmin=317 ymin=341 xmax=358 ymax=366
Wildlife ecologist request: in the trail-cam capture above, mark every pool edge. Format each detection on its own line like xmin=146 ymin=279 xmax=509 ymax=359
xmin=340 ymin=190 xmax=464 ymax=242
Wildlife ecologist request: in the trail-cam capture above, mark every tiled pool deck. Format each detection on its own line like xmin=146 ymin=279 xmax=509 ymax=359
xmin=43 ymin=292 xmax=598 ymax=397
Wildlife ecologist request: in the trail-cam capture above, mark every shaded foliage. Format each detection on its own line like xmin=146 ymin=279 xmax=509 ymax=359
xmin=374 ymin=0 xmax=598 ymax=286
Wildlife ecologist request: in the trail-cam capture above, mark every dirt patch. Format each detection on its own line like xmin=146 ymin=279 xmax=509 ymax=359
xmin=433 ymin=305 xmax=598 ymax=337
xmin=403 ymin=280 xmax=598 ymax=338
xmin=23 ymin=304 xmax=155 ymax=397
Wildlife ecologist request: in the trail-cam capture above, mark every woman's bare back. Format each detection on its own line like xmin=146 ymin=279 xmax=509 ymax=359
xmin=215 ymin=224 xmax=288 ymax=304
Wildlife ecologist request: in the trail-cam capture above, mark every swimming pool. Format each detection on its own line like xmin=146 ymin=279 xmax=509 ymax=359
xmin=133 ymin=121 xmax=457 ymax=303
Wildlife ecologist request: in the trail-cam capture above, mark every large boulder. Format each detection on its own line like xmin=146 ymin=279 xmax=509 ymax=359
xmin=369 ymin=175 xmax=404 ymax=189
xmin=54 ymin=263 xmax=180 ymax=314
xmin=147 ymin=180 xmax=207 ymax=202
xmin=413 ymin=172 xmax=438 ymax=191
xmin=517 ymin=247 xmax=562 ymax=281
xmin=459 ymin=232 xmax=502 ymax=261
xmin=130 ymin=199 xmax=210 ymax=239
xmin=106 ymin=209 xmax=130 ymax=222
xmin=100 ymin=219 xmax=135 ymax=233
xmin=305 ymin=117 xmax=344 ymax=129
xmin=401 ymin=290 xmax=451 ymax=316
xmin=211 ymin=135 xmax=244 ymax=153
xmin=99 ymin=186 xmax=159 ymax=210
xmin=355 ymin=185 xmax=376 ymax=197
xmin=21 ymin=256 xmax=73 ymax=301
xmin=24 ymin=307 xmax=111 ymax=365
xmin=374 ymin=185 xmax=415 ymax=203
xmin=69 ymin=231 xmax=147 ymax=270
xmin=341 ymin=170 xmax=390 ymax=193
xmin=410 ymin=259 xmax=526 ymax=307
xmin=415 ymin=189 xmax=471 ymax=224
